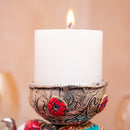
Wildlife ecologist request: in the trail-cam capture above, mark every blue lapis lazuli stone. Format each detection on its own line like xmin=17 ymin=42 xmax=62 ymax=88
xmin=54 ymin=105 xmax=58 ymax=109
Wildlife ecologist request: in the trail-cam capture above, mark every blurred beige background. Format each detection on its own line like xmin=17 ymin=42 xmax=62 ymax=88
xmin=0 ymin=0 xmax=130 ymax=130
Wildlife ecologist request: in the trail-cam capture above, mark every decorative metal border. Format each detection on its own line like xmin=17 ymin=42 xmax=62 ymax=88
xmin=29 ymin=80 xmax=108 ymax=89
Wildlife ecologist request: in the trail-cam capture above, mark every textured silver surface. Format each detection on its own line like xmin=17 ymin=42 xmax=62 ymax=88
xmin=29 ymin=80 xmax=107 ymax=125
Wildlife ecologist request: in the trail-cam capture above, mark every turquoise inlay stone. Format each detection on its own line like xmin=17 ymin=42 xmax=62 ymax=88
xmin=84 ymin=124 xmax=99 ymax=130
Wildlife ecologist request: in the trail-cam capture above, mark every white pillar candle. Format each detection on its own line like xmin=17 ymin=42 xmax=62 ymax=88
xmin=34 ymin=29 xmax=103 ymax=86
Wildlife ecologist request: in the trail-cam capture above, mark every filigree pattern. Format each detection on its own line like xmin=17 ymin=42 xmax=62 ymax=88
xmin=29 ymin=82 xmax=107 ymax=125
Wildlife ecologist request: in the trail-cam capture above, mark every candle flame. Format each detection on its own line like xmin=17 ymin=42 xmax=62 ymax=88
xmin=67 ymin=9 xmax=75 ymax=29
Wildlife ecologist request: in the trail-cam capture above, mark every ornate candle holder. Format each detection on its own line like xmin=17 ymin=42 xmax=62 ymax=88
xmin=24 ymin=80 xmax=108 ymax=130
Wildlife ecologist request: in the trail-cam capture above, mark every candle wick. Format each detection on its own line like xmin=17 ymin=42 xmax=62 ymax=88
xmin=67 ymin=22 xmax=72 ymax=29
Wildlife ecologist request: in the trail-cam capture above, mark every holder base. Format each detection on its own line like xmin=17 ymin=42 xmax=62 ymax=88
xmin=24 ymin=119 xmax=104 ymax=130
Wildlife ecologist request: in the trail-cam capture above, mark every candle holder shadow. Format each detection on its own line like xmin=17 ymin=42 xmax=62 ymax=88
xmin=27 ymin=80 xmax=108 ymax=129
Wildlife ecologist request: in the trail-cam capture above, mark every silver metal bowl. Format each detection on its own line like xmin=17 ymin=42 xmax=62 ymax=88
xmin=29 ymin=80 xmax=108 ymax=125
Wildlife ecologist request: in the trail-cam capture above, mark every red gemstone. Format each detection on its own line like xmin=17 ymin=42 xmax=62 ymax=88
xmin=57 ymin=110 xmax=64 ymax=115
xmin=55 ymin=100 xmax=60 ymax=105
xmin=59 ymin=102 xmax=66 ymax=107
xmin=54 ymin=112 xmax=61 ymax=116
xmin=53 ymin=97 xmax=58 ymax=102
xmin=70 ymin=126 xmax=74 ymax=129
xmin=61 ymin=128 xmax=66 ymax=130
xmin=25 ymin=120 xmax=32 ymax=128
xmin=32 ymin=121 xmax=40 ymax=128
xmin=99 ymin=96 xmax=108 ymax=112
xmin=59 ymin=106 xmax=66 ymax=111
xmin=49 ymin=98 xmax=55 ymax=103
xmin=24 ymin=120 xmax=40 ymax=130
xmin=47 ymin=103 xmax=52 ymax=110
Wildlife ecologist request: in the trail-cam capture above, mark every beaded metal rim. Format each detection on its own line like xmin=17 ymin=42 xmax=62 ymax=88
xmin=29 ymin=80 xmax=108 ymax=89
